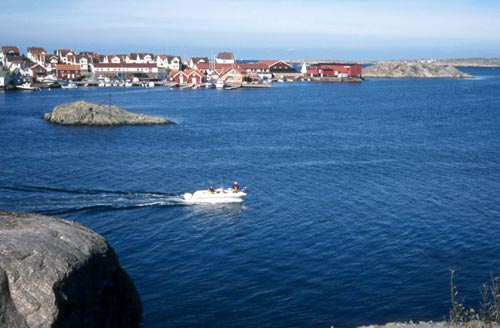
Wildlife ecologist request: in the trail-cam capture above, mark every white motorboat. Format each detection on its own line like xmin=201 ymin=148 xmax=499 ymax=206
xmin=215 ymin=79 xmax=225 ymax=89
xmin=184 ymin=188 xmax=246 ymax=204
xmin=16 ymin=83 xmax=41 ymax=91
xmin=61 ymin=82 xmax=77 ymax=89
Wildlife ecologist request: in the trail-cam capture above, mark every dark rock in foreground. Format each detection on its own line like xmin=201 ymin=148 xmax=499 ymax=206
xmin=363 ymin=62 xmax=473 ymax=78
xmin=44 ymin=100 xmax=175 ymax=126
xmin=0 ymin=211 xmax=141 ymax=328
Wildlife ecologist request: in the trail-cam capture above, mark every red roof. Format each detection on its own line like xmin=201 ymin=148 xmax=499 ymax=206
xmin=256 ymin=60 xmax=293 ymax=68
xmin=239 ymin=63 xmax=270 ymax=70
xmin=184 ymin=69 xmax=204 ymax=77
xmin=94 ymin=63 xmax=157 ymax=68
xmin=2 ymin=46 xmax=19 ymax=55
xmin=56 ymin=64 xmax=81 ymax=71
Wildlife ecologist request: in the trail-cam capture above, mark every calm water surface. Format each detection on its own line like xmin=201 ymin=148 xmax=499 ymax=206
xmin=1 ymin=67 xmax=500 ymax=327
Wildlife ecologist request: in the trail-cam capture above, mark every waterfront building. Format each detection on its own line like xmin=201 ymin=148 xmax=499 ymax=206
xmin=0 ymin=70 xmax=12 ymax=89
xmin=257 ymin=60 xmax=295 ymax=73
xmin=307 ymin=63 xmax=362 ymax=78
xmin=219 ymin=67 xmax=244 ymax=85
xmin=238 ymin=63 xmax=272 ymax=80
xmin=56 ymin=64 xmax=82 ymax=80
xmin=194 ymin=62 xmax=233 ymax=75
xmin=170 ymin=69 xmax=204 ymax=85
xmin=30 ymin=64 xmax=48 ymax=80
xmin=93 ymin=63 xmax=158 ymax=79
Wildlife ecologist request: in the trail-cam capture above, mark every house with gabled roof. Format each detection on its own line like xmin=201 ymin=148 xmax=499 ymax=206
xmin=128 ymin=53 xmax=155 ymax=64
xmin=101 ymin=55 xmax=126 ymax=64
xmin=219 ymin=67 xmax=244 ymax=86
xmin=76 ymin=55 xmax=91 ymax=72
xmin=257 ymin=60 xmax=295 ymax=73
xmin=27 ymin=47 xmax=47 ymax=65
xmin=170 ymin=69 xmax=204 ymax=85
xmin=307 ymin=63 xmax=362 ymax=78
xmin=188 ymin=57 xmax=209 ymax=68
xmin=55 ymin=49 xmax=74 ymax=64
xmin=30 ymin=63 xmax=48 ymax=80
xmin=216 ymin=52 xmax=235 ymax=64
xmin=46 ymin=55 xmax=60 ymax=69
xmin=56 ymin=64 xmax=81 ymax=80
xmin=194 ymin=62 xmax=233 ymax=74
xmin=156 ymin=55 xmax=182 ymax=71
xmin=1 ymin=46 xmax=20 ymax=67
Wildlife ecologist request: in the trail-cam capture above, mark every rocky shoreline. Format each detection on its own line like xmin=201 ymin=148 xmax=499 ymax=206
xmin=44 ymin=100 xmax=175 ymax=126
xmin=362 ymin=62 xmax=473 ymax=78
xmin=358 ymin=320 xmax=499 ymax=328
xmin=0 ymin=211 xmax=141 ymax=327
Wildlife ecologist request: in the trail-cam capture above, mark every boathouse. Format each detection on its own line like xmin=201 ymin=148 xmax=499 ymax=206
xmin=307 ymin=63 xmax=362 ymax=78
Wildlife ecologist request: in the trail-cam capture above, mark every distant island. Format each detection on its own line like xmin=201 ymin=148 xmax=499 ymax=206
xmin=362 ymin=62 xmax=473 ymax=78
xmin=44 ymin=101 xmax=175 ymax=126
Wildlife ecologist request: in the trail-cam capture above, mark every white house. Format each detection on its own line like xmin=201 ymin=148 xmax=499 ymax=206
xmin=127 ymin=53 xmax=155 ymax=64
xmin=27 ymin=47 xmax=47 ymax=65
xmin=77 ymin=56 xmax=90 ymax=72
xmin=156 ymin=55 xmax=181 ymax=70
xmin=56 ymin=49 xmax=74 ymax=64
xmin=1 ymin=46 xmax=20 ymax=67
xmin=102 ymin=55 xmax=126 ymax=64
xmin=215 ymin=52 xmax=235 ymax=64
xmin=0 ymin=70 xmax=12 ymax=89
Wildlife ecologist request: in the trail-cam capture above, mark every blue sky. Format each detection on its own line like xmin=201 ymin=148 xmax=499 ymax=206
xmin=1 ymin=0 xmax=499 ymax=60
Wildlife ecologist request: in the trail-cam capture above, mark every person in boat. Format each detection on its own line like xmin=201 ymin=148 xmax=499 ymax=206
xmin=208 ymin=185 xmax=215 ymax=194
xmin=232 ymin=181 xmax=239 ymax=193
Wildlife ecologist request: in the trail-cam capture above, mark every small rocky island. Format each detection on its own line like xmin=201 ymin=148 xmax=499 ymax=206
xmin=363 ymin=62 xmax=473 ymax=78
xmin=44 ymin=100 xmax=175 ymax=126
xmin=0 ymin=211 xmax=141 ymax=328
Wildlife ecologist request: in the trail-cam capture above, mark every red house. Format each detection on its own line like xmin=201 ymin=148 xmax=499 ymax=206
xmin=171 ymin=69 xmax=204 ymax=85
xmin=257 ymin=60 xmax=295 ymax=73
xmin=307 ymin=63 xmax=362 ymax=78
xmin=30 ymin=63 xmax=48 ymax=79
xmin=56 ymin=64 xmax=81 ymax=80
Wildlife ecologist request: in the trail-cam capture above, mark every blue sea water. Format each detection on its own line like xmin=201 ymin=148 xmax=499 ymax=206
xmin=1 ymin=67 xmax=500 ymax=327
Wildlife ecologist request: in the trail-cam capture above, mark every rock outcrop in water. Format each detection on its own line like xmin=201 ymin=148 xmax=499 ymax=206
xmin=44 ymin=100 xmax=175 ymax=126
xmin=0 ymin=211 xmax=141 ymax=328
xmin=362 ymin=62 xmax=473 ymax=78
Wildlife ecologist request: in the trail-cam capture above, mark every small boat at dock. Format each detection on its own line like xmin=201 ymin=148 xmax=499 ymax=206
xmin=16 ymin=83 xmax=41 ymax=91
xmin=61 ymin=82 xmax=78 ymax=89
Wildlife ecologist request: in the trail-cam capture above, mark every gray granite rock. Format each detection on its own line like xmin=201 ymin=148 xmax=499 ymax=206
xmin=44 ymin=100 xmax=175 ymax=126
xmin=0 ymin=211 xmax=141 ymax=328
xmin=363 ymin=62 xmax=473 ymax=78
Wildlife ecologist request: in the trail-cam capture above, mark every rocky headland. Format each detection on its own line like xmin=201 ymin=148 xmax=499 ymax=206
xmin=0 ymin=211 xmax=141 ymax=328
xmin=358 ymin=320 xmax=499 ymax=328
xmin=362 ymin=62 xmax=473 ymax=78
xmin=44 ymin=100 xmax=175 ymax=126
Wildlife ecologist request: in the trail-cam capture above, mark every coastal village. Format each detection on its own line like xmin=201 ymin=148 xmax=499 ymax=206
xmin=0 ymin=45 xmax=363 ymax=90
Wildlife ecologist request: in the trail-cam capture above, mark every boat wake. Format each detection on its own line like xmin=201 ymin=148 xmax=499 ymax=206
xmin=0 ymin=185 xmax=189 ymax=215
